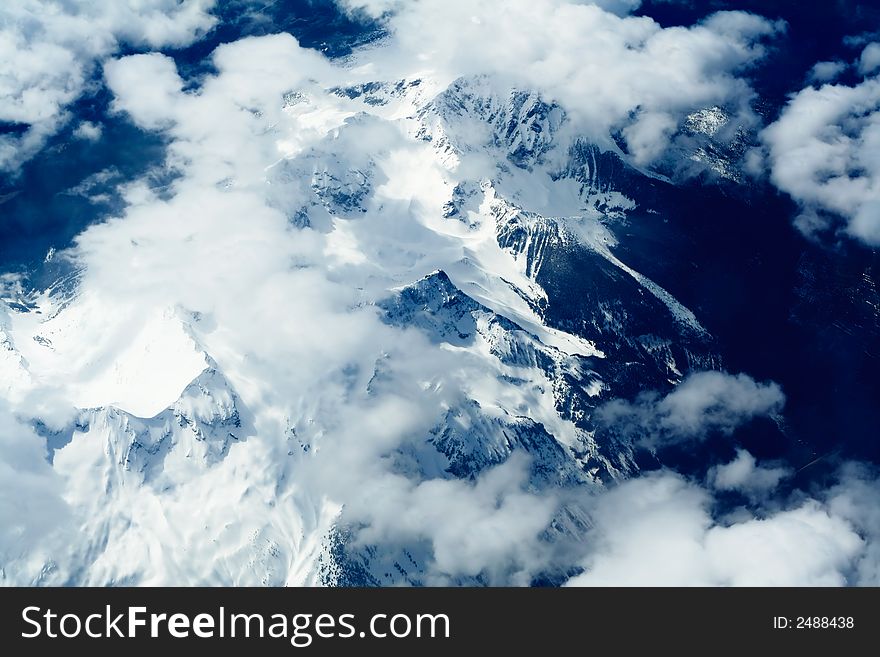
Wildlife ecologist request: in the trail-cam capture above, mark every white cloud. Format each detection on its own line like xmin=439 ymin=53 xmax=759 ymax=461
xmin=808 ymin=60 xmax=847 ymax=84
xmin=341 ymin=0 xmax=644 ymax=19
xmin=72 ymin=120 xmax=103 ymax=141
xmin=762 ymin=75 xmax=880 ymax=245
xmin=597 ymin=371 xmax=785 ymax=446
xmin=826 ymin=464 xmax=880 ymax=585
xmin=566 ymin=471 xmax=866 ymax=586
xmin=337 ymin=0 xmax=402 ymax=17
xmin=0 ymin=0 xmax=786 ymax=174
xmin=0 ymin=401 xmax=73 ymax=583
xmin=709 ymin=448 xmax=792 ymax=498
xmin=658 ymin=372 xmax=785 ymax=436
xmin=339 ymin=0 xmax=783 ymax=166
xmin=104 ymin=54 xmax=185 ymax=130
xmin=859 ymin=42 xmax=880 ymax=76
xmin=340 ymin=453 xmax=558 ymax=583
xmin=0 ymin=0 xmax=216 ymax=171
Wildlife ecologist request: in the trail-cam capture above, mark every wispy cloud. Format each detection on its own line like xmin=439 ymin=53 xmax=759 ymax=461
xmin=595 ymin=371 xmax=785 ymax=448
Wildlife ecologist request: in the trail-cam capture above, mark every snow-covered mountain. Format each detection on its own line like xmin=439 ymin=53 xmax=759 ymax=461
xmin=0 ymin=55 xmax=743 ymax=586
xmin=3 ymin=0 xmax=880 ymax=591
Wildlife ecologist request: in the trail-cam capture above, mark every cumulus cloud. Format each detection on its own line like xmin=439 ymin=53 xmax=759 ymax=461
xmin=859 ymin=42 xmax=880 ymax=76
xmin=709 ymin=448 xmax=792 ymax=498
xmin=339 ymin=453 xmax=558 ymax=583
xmin=337 ymin=0 xmax=401 ymax=16
xmin=0 ymin=0 xmax=216 ymax=171
xmin=339 ymin=0 xmax=783 ymax=165
xmin=72 ymin=120 xmax=103 ymax=141
xmin=761 ymin=74 xmax=880 ymax=245
xmin=104 ymin=54 xmax=185 ymax=130
xmin=826 ymin=463 xmax=880 ymax=585
xmin=808 ymin=60 xmax=847 ymax=84
xmin=566 ymin=470 xmax=868 ymax=586
xmin=103 ymin=35 xmax=336 ymax=188
xmin=596 ymin=371 xmax=785 ymax=447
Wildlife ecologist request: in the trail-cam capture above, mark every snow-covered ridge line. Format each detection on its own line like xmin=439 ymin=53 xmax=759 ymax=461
xmin=1 ymin=42 xmax=726 ymax=585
